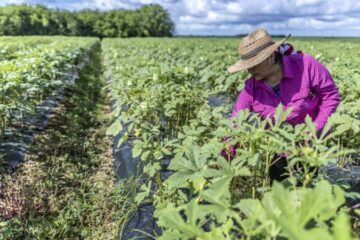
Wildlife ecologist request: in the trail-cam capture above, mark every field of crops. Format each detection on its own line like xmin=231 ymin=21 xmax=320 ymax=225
xmin=103 ymin=37 xmax=360 ymax=239
xmin=1 ymin=36 xmax=360 ymax=239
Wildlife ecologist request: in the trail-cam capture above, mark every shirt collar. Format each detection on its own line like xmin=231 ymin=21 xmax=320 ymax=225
xmin=281 ymin=55 xmax=294 ymax=79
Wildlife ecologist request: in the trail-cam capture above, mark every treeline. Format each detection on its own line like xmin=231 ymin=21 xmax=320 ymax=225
xmin=0 ymin=4 xmax=174 ymax=37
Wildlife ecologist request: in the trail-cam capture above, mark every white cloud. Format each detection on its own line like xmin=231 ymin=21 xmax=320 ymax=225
xmin=183 ymin=0 xmax=208 ymax=15
xmin=294 ymin=0 xmax=325 ymax=7
xmin=0 ymin=0 xmax=26 ymax=4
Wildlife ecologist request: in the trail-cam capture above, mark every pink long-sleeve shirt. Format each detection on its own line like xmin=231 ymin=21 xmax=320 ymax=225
xmin=231 ymin=53 xmax=340 ymax=132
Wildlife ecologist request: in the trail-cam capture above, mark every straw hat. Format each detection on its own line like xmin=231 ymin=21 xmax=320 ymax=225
xmin=228 ymin=28 xmax=291 ymax=73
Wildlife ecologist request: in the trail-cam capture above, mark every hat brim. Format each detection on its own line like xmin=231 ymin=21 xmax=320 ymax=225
xmin=227 ymin=34 xmax=291 ymax=74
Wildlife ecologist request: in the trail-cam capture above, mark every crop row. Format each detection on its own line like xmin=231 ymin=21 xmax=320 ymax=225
xmin=0 ymin=36 xmax=99 ymax=136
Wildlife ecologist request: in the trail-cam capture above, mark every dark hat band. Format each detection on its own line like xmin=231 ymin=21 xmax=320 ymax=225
xmin=240 ymin=41 xmax=275 ymax=60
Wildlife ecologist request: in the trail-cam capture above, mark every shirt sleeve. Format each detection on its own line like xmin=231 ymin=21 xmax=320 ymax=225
xmin=231 ymin=79 xmax=253 ymax=117
xmin=309 ymin=56 xmax=340 ymax=132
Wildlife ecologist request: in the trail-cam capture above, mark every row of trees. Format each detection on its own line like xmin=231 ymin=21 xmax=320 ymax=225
xmin=0 ymin=4 xmax=174 ymax=37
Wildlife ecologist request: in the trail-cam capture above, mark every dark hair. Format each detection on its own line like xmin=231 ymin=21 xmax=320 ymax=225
xmin=274 ymin=51 xmax=282 ymax=65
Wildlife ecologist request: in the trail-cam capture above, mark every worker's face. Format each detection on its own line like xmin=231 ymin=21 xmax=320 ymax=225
xmin=247 ymin=53 xmax=275 ymax=80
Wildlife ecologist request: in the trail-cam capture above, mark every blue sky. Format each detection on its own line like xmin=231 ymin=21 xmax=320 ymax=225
xmin=1 ymin=0 xmax=360 ymax=36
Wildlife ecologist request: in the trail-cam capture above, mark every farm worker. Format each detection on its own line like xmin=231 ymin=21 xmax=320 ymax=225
xmin=225 ymin=28 xmax=340 ymax=182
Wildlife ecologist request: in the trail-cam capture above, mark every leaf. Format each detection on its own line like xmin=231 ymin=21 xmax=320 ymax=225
xmin=117 ymin=132 xmax=128 ymax=148
xmin=156 ymin=204 xmax=205 ymax=238
xmin=235 ymin=167 xmax=251 ymax=177
xmin=140 ymin=150 xmax=150 ymax=161
xmin=144 ymin=162 xmax=161 ymax=177
xmin=191 ymin=176 xmax=207 ymax=192
xmin=332 ymin=212 xmax=354 ymax=240
xmin=132 ymin=144 xmax=143 ymax=158
xmin=161 ymin=147 xmax=172 ymax=156
xmin=274 ymin=104 xmax=292 ymax=126
xmin=158 ymin=230 xmax=183 ymax=240
xmin=331 ymin=123 xmax=351 ymax=137
xmin=0 ymin=221 xmax=7 ymax=227
xmin=304 ymin=115 xmax=317 ymax=138
xmin=184 ymin=199 xmax=208 ymax=226
xmin=135 ymin=181 xmax=152 ymax=204
xmin=106 ymin=119 xmax=123 ymax=136
xmin=201 ymin=176 xmax=232 ymax=206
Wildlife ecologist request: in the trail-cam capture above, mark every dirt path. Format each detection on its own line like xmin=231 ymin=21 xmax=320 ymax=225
xmin=0 ymin=43 xmax=127 ymax=239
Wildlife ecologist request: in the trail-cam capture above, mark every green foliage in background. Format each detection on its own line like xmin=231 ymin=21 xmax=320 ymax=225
xmin=0 ymin=4 xmax=174 ymax=37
